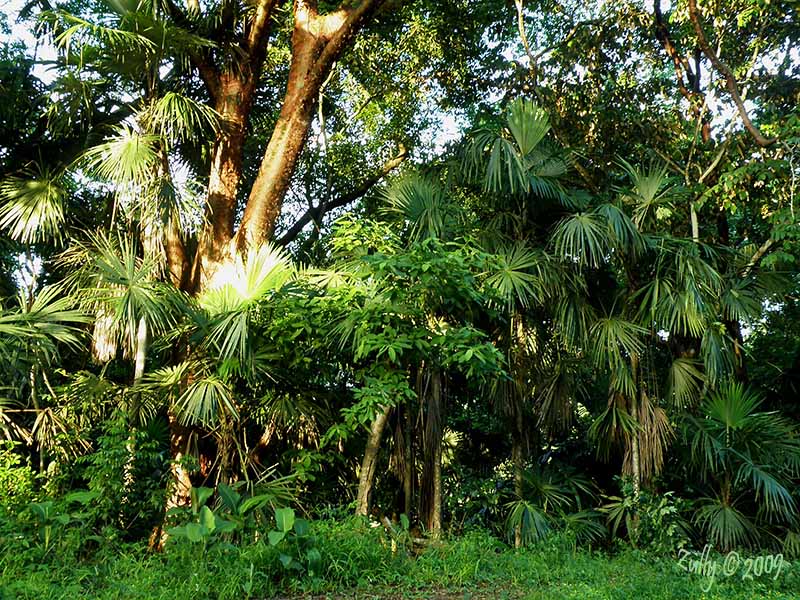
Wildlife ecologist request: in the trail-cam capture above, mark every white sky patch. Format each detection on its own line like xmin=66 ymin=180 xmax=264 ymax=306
xmin=12 ymin=252 xmax=42 ymax=295
xmin=2 ymin=0 xmax=58 ymax=83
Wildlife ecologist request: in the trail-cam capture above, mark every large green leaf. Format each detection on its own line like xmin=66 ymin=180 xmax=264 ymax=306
xmin=185 ymin=522 xmax=203 ymax=543
xmin=268 ymin=530 xmax=286 ymax=546
xmin=199 ymin=506 xmax=216 ymax=533
xmin=274 ymin=507 xmax=295 ymax=533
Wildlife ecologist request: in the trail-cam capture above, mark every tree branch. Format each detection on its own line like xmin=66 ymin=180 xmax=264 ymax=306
xmin=244 ymin=0 xmax=279 ymax=65
xmin=277 ymin=145 xmax=408 ymax=246
xmin=687 ymin=0 xmax=776 ymax=147
xmin=742 ymin=239 xmax=775 ymax=277
xmin=311 ymin=0 xmax=390 ymax=86
xmin=653 ymin=0 xmax=710 ymax=142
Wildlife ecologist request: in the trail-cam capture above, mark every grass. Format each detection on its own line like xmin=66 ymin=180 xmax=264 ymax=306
xmin=0 ymin=520 xmax=797 ymax=600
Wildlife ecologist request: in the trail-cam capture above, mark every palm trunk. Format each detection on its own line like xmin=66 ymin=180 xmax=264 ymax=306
xmin=420 ymin=368 xmax=443 ymax=536
xmin=403 ymin=405 xmax=414 ymax=518
xmin=629 ymin=353 xmax=642 ymax=500
xmin=512 ymin=408 xmax=525 ymax=548
xmin=153 ymin=414 xmax=194 ymax=548
xmin=355 ymin=404 xmax=392 ymax=517
xmin=121 ymin=317 xmax=148 ymax=523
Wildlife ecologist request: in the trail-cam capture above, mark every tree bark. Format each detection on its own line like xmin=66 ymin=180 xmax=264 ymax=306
xmin=629 ymin=353 xmax=641 ymax=500
xmin=355 ymin=404 xmax=392 ymax=517
xmin=512 ymin=409 xmax=525 ymax=548
xmin=237 ymin=0 xmax=389 ymax=248
xmin=190 ymin=76 xmax=254 ymax=290
xmin=419 ymin=368 xmax=443 ymax=536
xmin=166 ymin=415 xmax=194 ymax=513
xmin=403 ymin=404 xmax=414 ymax=518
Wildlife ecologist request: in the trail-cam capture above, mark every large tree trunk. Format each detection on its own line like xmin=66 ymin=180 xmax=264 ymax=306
xmin=190 ymin=76 xmax=254 ymax=291
xmin=237 ymin=0 xmax=388 ymax=248
xmin=355 ymin=404 xmax=392 ymax=517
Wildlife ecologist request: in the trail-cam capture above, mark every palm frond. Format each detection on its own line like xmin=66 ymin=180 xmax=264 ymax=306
xmin=142 ymin=92 xmax=221 ymax=144
xmin=506 ymin=98 xmax=550 ymax=156
xmin=79 ymin=125 xmax=161 ymax=187
xmin=552 ymin=212 xmax=609 ymax=269
xmin=483 ymin=244 xmax=553 ymax=309
xmin=695 ymin=497 xmax=756 ymax=551
xmin=381 ymin=174 xmax=454 ymax=241
xmin=594 ymin=202 xmax=642 ymax=256
xmin=589 ymin=315 xmax=645 ymax=369
xmin=617 ymin=158 xmax=681 ymax=230
xmin=666 ymin=358 xmax=705 ymax=408
xmin=505 ymin=499 xmax=551 ymax=546
xmin=175 ymin=376 xmax=238 ymax=426
xmin=0 ymin=168 xmax=67 ymax=243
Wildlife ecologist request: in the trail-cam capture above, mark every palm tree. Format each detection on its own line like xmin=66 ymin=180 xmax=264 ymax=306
xmin=139 ymin=242 xmax=295 ymax=517
xmin=0 ymin=285 xmax=88 ymax=470
xmin=462 ymin=98 xmax=585 ymax=546
xmin=552 ymin=162 xmax=712 ymax=496
xmin=684 ymin=382 xmax=800 ymax=552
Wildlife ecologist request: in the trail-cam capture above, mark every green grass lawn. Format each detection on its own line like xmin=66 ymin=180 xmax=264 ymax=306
xmin=1 ymin=523 xmax=798 ymax=600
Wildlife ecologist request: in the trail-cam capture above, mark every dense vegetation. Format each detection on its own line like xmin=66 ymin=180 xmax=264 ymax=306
xmin=0 ymin=0 xmax=799 ymax=597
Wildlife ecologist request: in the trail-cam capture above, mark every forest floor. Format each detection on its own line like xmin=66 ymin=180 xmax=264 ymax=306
xmin=1 ymin=525 xmax=798 ymax=599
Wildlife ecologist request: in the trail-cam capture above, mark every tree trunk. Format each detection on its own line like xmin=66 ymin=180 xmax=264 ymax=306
xmin=355 ymin=404 xmax=392 ymax=517
xmin=512 ymin=408 xmax=525 ymax=548
xmin=191 ymin=76 xmax=253 ymax=291
xmin=166 ymin=415 xmax=193 ymax=511
xmin=237 ymin=0 xmax=389 ymax=248
xmin=420 ymin=368 xmax=443 ymax=536
xmin=403 ymin=404 xmax=414 ymax=518
xmin=629 ymin=353 xmax=641 ymax=500
xmin=120 ymin=318 xmax=148 ymax=523
xmin=238 ymin=16 xmax=327 ymax=248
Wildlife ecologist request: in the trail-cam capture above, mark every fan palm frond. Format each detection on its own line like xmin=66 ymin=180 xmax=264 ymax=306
xmin=666 ymin=358 xmax=705 ymax=408
xmin=142 ymin=92 xmax=221 ymax=144
xmin=594 ymin=202 xmax=643 ymax=256
xmin=617 ymin=158 xmax=681 ymax=230
xmin=589 ymin=315 xmax=645 ymax=369
xmin=0 ymin=168 xmax=68 ymax=244
xmin=175 ymin=376 xmax=238 ymax=427
xmin=506 ymin=98 xmax=551 ymax=156
xmin=695 ymin=497 xmax=756 ymax=551
xmin=381 ymin=174 xmax=454 ymax=241
xmin=552 ymin=212 xmax=609 ymax=269
xmin=505 ymin=499 xmax=551 ymax=546
xmin=483 ymin=243 xmax=555 ymax=309
xmin=79 ymin=125 xmax=161 ymax=188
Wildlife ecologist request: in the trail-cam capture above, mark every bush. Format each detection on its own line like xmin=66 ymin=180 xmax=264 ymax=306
xmin=0 ymin=441 xmax=36 ymax=513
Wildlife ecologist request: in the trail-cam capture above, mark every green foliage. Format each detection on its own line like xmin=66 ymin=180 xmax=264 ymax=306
xmin=79 ymin=414 xmax=166 ymax=533
xmin=267 ymin=507 xmax=322 ymax=578
xmin=682 ymin=382 xmax=800 ymax=551
xmin=1 ymin=520 xmax=798 ymax=599
xmin=601 ymin=480 xmax=690 ymax=555
xmin=504 ymin=463 xmax=605 ymax=548
xmin=0 ymin=0 xmax=799 ymax=585
xmin=0 ymin=442 xmax=36 ymax=512
xmin=167 ymin=486 xmax=238 ymax=550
